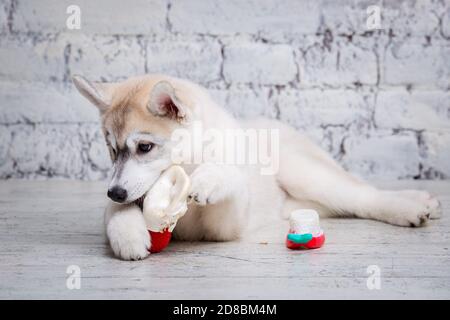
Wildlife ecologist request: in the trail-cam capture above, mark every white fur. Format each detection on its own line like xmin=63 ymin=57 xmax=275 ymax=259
xmin=104 ymin=202 xmax=151 ymax=260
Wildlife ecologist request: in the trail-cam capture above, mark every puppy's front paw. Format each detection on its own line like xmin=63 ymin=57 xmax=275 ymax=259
xmin=108 ymin=225 xmax=150 ymax=261
xmin=106 ymin=209 xmax=151 ymax=261
xmin=188 ymin=164 xmax=227 ymax=205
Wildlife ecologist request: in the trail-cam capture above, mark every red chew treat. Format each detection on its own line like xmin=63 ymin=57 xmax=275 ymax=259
xmin=148 ymin=229 xmax=172 ymax=253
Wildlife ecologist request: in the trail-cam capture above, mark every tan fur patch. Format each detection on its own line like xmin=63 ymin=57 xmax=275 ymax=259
xmin=102 ymin=76 xmax=182 ymax=148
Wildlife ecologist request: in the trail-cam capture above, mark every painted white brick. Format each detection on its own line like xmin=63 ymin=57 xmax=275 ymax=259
xmin=0 ymin=81 xmax=100 ymax=124
xmin=320 ymin=0 xmax=441 ymax=36
xmin=86 ymin=129 xmax=111 ymax=171
xmin=170 ymin=0 xmax=320 ymax=37
xmin=13 ymin=0 xmax=166 ymax=34
xmin=146 ymin=41 xmax=222 ymax=84
xmin=5 ymin=124 xmax=109 ymax=178
xmin=0 ymin=0 xmax=8 ymax=34
xmin=375 ymin=90 xmax=450 ymax=130
xmin=68 ymin=34 xmax=146 ymax=82
xmin=443 ymin=6 xmax=450 ymax=38
xmin=305 ymin=125 xmax=349 ymax=160
xmin=382 ymin=0 xmax=442 ymax=36
xmin=8 ymin=125 xmax=83 ymax=176
xmin=223 ymin=43 xmax=296 ymax=85
xmin=87 ymin=140 xmax=110 ymax=172
xmin=0 ymin=35 xmax=66 ymax=82
xmin=320 ymin=0 xmax=369 ymax=35
xmin=207 ymin=89 xmax=229 ymax=110
xmin=0 ymin=137 xmax=13 ymax=178
xmin=277 ymin=89 xmax=373 ymax=130
xmin=0 ymin=125 xmax=11 ymax=169
xmin=209 ymin=87 xmax=275 ymax=119
xmin=421 ymin=132 xmax=450 ymax=178
xmin=342 ymin=131 xmax=420 ymax=179
xmin=78 ymin=124 xmax=111 ymax=179
xmin=227 ymin=87 xmax=275 ymax=119
xmin=383 ymin=39 xmax=450 ymax=88
xmin=299 ymin=39 xmax=378 ymax=86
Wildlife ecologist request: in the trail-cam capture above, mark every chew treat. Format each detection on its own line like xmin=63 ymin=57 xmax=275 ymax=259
xmin=142 ymin=165 xmax=190 ymax=253
xmin=148 ymin=229 xmax=172 ymax=254
xmin=286 ymin=209 xmax=325 ymax=250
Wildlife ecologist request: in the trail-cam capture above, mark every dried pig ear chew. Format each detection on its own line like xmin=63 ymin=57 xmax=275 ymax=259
xmin=142 ymin=165 xmax=190 ymax=253
xmin=286 ymin=209 xmax=325 ymax=250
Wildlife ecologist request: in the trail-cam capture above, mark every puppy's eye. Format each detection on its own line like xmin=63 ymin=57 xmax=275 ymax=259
xmin=137 ymin=143 xmax=153 ymax=153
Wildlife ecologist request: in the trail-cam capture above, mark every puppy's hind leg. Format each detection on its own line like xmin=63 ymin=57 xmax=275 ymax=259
xmin=281 ymin=196 xmax=332 ymax=220
xmin=276 ymin=125 xmax=440 ymax=227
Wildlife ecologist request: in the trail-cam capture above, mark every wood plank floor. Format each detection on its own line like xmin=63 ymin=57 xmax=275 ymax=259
xmin=0 ymin=180 xmax=449 ymax=299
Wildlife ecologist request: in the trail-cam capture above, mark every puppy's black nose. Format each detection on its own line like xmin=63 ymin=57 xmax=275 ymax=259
xmin=107 ymin=186 xmax=127 ymax=203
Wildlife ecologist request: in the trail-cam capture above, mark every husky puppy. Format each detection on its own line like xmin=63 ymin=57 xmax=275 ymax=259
xmin=73 ymin=74 xmax=441 ymax=261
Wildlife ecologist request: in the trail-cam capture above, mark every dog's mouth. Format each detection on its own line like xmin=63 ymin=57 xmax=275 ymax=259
xmin=134 ymin=195 xmax=145 ymax=211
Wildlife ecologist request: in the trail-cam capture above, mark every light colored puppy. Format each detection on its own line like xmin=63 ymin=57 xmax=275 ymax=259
xmin=73 ymin=74 xmax=441 ymax=261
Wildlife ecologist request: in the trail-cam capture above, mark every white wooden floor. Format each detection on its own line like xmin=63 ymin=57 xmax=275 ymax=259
xmin=0 ymin=180 xmax=449 ymax=299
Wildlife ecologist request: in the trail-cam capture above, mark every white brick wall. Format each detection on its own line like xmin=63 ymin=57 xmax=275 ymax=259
xmin=13 ymin=0 xmax=167 ymax=34
xmin=0 ymin=0 xmax=449 ymax=180
xmin=299 ymin=38 xmax=379 ymax=86
xmin=342 ymin=131 xmax=421 ymax=179
xmin=375 ymin=90 xmax=450 ymax=131
xmin=383 ymin=38 xmax=450 ymax=88
xmin=169 ymin=0 xmax=321 ymax=36
xmin=223 ymin=43 xmax=297 ymax=85
xmin=147 ymin=40 xmax=222 ymax=83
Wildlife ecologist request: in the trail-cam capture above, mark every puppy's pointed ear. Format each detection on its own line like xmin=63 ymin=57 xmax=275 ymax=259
xmin=72 ymin=75 xmax=116 ymax=113
xmin=147 ymin=81 xmax=187 ymax=121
